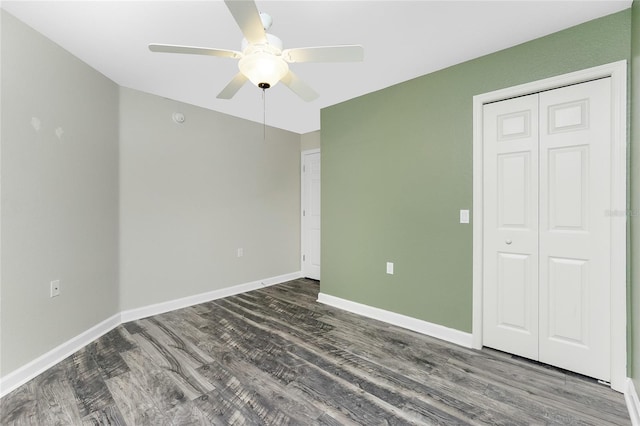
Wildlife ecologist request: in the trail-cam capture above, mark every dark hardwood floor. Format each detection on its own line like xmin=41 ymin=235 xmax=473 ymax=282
xmin=0 ymin=279 xmax=630 ymax=425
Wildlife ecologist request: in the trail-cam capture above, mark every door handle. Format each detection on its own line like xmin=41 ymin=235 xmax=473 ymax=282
xmin=505 ymin=240 xmax=512 ymax=245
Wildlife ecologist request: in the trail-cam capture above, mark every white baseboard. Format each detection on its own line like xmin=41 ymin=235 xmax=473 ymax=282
xmin=120 ymin=271 xmax=302 ymax=322
xmin=317 ymin=292 xmax=473 ymax=348
xmin=0 ymin=271 xmax=302 ymax=399
xmin=0 ymin=313 xmax=120 ymax=398
xmin=627 ymin=378 xmax=640 ymax=426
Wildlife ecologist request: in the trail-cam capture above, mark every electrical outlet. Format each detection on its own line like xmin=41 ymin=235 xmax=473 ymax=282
xmin=50 ymin=280 xmax=60 ymax=298
xmin=237 ymin=248 xmax=243 ymax=257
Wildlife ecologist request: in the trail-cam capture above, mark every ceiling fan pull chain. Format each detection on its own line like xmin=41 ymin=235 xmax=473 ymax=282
xmin=262 ymin=88 xmax=266 ymax=141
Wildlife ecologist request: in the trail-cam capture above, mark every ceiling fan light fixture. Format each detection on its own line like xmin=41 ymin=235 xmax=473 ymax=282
xmin=149 ymin=1 xmax=363 ymax=101
xmin=239 ymin=51 xmax=289 ymax=89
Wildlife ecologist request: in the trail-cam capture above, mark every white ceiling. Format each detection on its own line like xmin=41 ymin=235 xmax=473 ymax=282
xmin=2 ymin=1 xmax=631 ymax=134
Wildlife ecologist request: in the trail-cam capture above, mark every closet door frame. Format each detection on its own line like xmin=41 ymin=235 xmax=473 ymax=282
xmin=471 ymin=60 xmax=627 ymax=392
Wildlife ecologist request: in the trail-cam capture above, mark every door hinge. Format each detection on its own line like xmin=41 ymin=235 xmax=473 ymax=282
xmin=303 ymin=165 xmax=306 ymax=172
xmin=303 ymin=254 xmax=306 ymax=261
xmin=303 ymin=209 xmax=306 ymax=217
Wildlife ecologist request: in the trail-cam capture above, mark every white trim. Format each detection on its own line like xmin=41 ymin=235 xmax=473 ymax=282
xmin=0 ymin=313 xmax=120 ymax=398
xmin=301 ymin=148 xmax=320 ymax=280
xmin=318 ymin=292 xmax=473 ymax=348
xmin=121 ymin=271 xmax=302 ymax=322
xmin=626 ymin=378 xmax=640 ymax=426
xmin=608 ymin=61 xmax=628 ymax=393
xmin=0 ymin=271 xmax=301 ymax=399
xmin=472 ymin=60 xmax=628 ymax=391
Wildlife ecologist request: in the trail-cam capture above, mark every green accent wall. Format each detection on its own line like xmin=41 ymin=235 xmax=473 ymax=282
xmin=321 ymin=10 xmax=631 ymax=334
xmin=631 ymin=0 xmax=640 ymax=390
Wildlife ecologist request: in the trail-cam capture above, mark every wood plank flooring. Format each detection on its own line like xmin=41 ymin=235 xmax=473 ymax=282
xmin=0 ymin=279 xmax=630 ymax=425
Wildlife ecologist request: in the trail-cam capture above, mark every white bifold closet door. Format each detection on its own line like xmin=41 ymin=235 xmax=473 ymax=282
xmin=482 ymin=78 xmax=612 ymax=381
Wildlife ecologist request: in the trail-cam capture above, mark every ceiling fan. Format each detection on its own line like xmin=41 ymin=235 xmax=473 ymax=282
xmin=149 ymin=0 xmax=364 ymax=102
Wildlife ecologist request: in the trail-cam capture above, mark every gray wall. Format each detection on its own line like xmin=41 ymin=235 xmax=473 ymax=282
xmin=1 ymin=11 xmax=120 ymax=375
xmin=301 ymin=131 xmax=321 ymax=151
xmin=119 ymin=88 xmax=301 ymax=311
xmin=0 ymin=11 xmax=302 ymax=378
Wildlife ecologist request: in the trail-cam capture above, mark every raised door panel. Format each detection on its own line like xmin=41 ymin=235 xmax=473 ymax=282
xmin=547 ymin=257 xmax=589 ymax=346
xmin=496 ymin=253 xmax=533 ymax=334
xmin=548 ymin=146 xmax=588 ymax=231
xmin=498 ymin=153 xmax=531 ymax=229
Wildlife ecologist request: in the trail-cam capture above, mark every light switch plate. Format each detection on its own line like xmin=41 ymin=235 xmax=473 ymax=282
xmin=386 ymin=262 xmax=394 ymax=275
xmin=460 ymin=209 xmax=470 ymax=224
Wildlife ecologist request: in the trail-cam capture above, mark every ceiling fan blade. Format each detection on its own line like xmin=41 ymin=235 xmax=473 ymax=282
xmin=280 ymin=71 xmax=318 ymax=102
xmin=282 ymin=45 xmax=364 ymax=63
xmin=217 ymin=72 xmax=248 ymax=99
xmin=149 ymin=44 xmax=241 ymax=59
xmin=224 ymin=0 xmax=267 ymax=45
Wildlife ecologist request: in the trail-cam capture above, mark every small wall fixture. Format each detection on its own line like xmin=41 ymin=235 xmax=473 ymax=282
xmin=172 ymin=112 xmax=185 ymax=124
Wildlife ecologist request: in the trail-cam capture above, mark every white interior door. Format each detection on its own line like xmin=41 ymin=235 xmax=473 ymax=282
xmin=482 ymin=94 xmax=540 ymax=360
xmin=538 ymin=78 xmax=611 ymax=380
xmin=482 ymin=78 xmax=612 ymax=381
xmin=302 ymin=150 xmax=321 ymax=280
